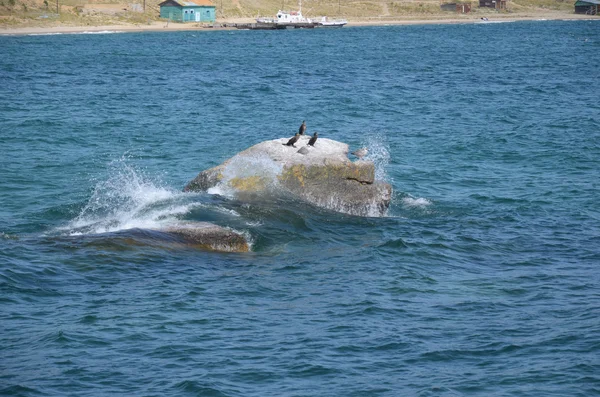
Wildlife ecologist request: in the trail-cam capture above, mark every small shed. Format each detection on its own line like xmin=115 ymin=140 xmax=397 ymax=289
xmin=440 ymin=2 xmax=472 ymax=13
xmin=159 ymin=0 xmax=216 ymax=22
xmin=479 ymin=0 xmax=507 ymax=9
xmin=574 ymin=0 xmax=599 ymax=14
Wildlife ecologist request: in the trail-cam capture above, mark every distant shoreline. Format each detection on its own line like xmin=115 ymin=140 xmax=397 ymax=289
xmin=1 ymin=12 xmax=597 ymax=36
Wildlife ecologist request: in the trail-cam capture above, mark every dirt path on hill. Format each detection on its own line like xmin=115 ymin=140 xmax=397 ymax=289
xmin=381 ymin=1 xmax=390 ymax=17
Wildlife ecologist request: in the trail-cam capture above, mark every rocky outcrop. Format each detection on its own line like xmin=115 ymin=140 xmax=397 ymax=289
xmin=184 ymin=136 xmax=392 ymax=217
xmin=161 ymin=222 xmax=250 ymax=252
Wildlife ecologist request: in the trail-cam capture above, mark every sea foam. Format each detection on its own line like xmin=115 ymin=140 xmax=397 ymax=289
xmin=61 ymin=159 xmax=193 ymax=235
xmin=402 ymin=196 xmax=432 ymax=208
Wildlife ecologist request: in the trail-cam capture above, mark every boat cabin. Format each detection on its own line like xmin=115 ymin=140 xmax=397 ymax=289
xmin=275 ymin=10 xmax=312 ymax=24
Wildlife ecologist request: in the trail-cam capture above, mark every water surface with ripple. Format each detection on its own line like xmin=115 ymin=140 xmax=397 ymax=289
xmin=1 ymin=21 xmax=599 ymax=396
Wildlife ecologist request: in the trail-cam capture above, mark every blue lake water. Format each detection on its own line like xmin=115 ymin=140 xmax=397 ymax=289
xmin=1 ymin=20 xmax=599 ymax=396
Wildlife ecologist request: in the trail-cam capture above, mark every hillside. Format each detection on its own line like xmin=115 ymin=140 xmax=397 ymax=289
xmin=0 ymin=0 xmax=590 ymax=30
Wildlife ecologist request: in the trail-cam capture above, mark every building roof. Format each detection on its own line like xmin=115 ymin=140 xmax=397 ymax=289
xmin=575 ymin=0 xmax=600 ymax=4
xmin=159 ymin=0 xmax=214 ymax=7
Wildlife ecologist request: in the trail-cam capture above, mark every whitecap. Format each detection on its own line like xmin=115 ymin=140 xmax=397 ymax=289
xmin=402 ymin=196 xmax=432 ymax=208
xmin=0 ymin=232 xmax=18 ymax=240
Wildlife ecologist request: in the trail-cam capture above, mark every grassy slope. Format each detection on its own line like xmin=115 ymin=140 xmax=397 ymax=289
xmin=0 ymin=0 xmax=581 ymax=28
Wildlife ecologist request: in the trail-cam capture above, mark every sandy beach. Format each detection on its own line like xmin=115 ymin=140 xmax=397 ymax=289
xmin=0 ymin=11 xmax=597 ymax=35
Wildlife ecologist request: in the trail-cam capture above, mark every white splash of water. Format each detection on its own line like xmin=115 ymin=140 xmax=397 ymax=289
xmin=1 ymin=232 xmax=18 ymax=240
xmin=402 ymin=196 xmax=432 ymax=208
xmin=61 ymin=160 xmax=194 ymax=235
xmin=208 ymin=153 xmax=284 ymax=197
xmin=360 ymin=132 xmax=391 ymax=182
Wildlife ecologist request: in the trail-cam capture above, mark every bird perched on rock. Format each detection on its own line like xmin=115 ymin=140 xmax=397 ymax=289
xmin=352 ymin=147 xmax=368 ymax=159
xmin=284 ymin=133 xmax=300 ymax=147
xmin=308 ymin=132 xmax=318 ymax=147
xmin=298 ymin=120 xmax=306 ymax=135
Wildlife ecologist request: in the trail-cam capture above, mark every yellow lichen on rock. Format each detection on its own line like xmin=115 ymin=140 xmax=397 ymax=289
xmin=188 ymin=241 xmax=250 ymax=253
xmin=279 ymin=164 xmax=307 ymax=188
xmin=279 ymin=161 xmax=375 ymax=188
xmin=228 ymin=175 xmax=269 ymax=192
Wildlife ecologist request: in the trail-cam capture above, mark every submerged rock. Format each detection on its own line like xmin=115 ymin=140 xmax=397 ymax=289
xmin=184 ymin=136 xmax=392 ymax=217
xmin=161 ymin=222 xmax=250 ymax=253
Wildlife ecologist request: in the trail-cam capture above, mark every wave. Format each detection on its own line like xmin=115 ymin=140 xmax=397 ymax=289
xmin=475 ymin=20 xmax=514 ymax=24
xmin=57 ymin=159 xmax=198 ymax=236
xmin=27 ymin=30 xmax=124 ymax=37
xmin=80 ymin=30 xmax=125 ymax=35
xmin=27 ymin=33 xmax=65 ymax=36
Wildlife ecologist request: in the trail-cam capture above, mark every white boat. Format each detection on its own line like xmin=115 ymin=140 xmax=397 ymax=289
xmin=256 ymin=10 xmax=312 ymax=27
xmin=255 ymin=0 xmax=347 ymax=28
xmin=317 ymin=16 xmax=348 ymax=28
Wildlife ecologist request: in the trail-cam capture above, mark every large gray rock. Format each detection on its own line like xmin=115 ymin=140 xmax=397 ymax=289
xmin=160 ymin=222 xmax=250 ymax=252
xmin=184 ymin=136 xmax=392 ymax=217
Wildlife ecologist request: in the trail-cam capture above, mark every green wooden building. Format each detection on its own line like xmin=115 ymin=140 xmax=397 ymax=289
xmin=159 ymin=0 xmax=216 ymax=23
xmin=574 ymin=0 xmax=599 ymax=14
